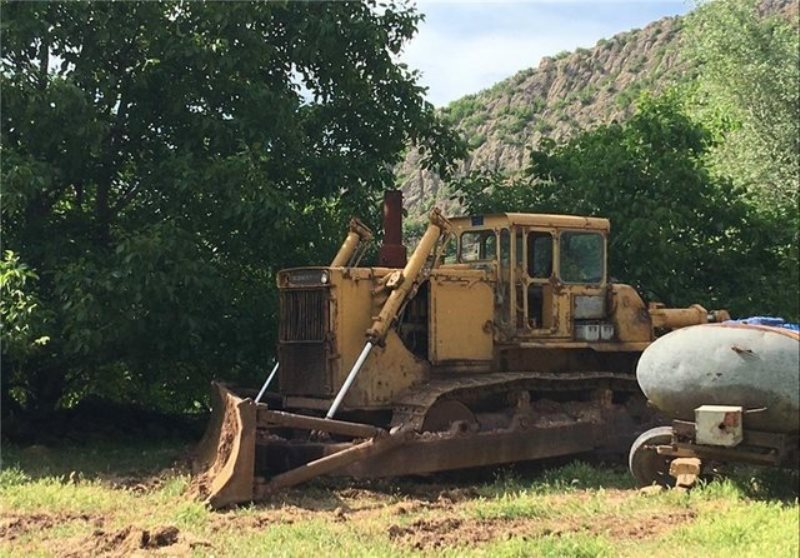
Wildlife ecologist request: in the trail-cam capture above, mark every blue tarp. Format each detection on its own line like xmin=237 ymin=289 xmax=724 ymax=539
xmin=725 ymin=316 xmax=800 ymax=332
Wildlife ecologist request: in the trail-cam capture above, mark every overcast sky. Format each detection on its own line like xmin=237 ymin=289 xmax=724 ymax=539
xmin=401 ymin=0 xmax=693 ymax=106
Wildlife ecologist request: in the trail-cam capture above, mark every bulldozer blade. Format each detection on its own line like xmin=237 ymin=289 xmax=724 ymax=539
xmin=256 ymin=427 xmax=409 ymax=497
xmin=192 ymin=382 xmax=257 ymax=508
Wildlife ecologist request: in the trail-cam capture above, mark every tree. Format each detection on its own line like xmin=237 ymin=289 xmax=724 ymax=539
xmin=1 ymin=1 xmax=463 ymax=420
xmin=683 ymin=0 xmax=799 ymax=211
xmin=455 ymin=92 xmax=797 ymax=320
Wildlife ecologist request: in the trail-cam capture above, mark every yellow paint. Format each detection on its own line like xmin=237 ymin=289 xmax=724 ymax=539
xmin=275 ymin=211 xmax=729 ymax=411
xmin=429 ymin=269 xmax=494 ymax=365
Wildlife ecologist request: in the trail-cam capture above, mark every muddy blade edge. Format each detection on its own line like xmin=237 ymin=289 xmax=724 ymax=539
xmin=192 ymin=383 xmax=256 ymax=508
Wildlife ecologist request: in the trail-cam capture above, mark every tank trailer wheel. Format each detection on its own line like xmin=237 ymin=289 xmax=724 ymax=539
xmin=628 ymin=426 xmax=675 ymax=488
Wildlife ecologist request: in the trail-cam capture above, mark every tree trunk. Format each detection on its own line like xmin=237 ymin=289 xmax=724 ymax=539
xmin=27 ymin=361 xmax=68 ymax=422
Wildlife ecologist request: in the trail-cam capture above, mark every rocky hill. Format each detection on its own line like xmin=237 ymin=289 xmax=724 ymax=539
xmin=399 ymin=0 xmax=797 ymax=221
xmin=398 ymin=15 xmax=688 ymax=219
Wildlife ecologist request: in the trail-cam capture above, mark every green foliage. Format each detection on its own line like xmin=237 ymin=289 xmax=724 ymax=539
xmin=443 ymin=94 xmax=482 ymax=125
xmin=0 ymin=251 xmax=51 ymax=363
xmin=455 ymin=92 xmax=797 ymax=319
xmin=577 ymin=87 xmax=596 ymax=106
xmin=463 ymin=110 xmax=489 ymax=130
xmin=683 ymin=0 xmax=799 ymax=210
xmin=628 ymin=54 xmax=646 ymax=73
xmin=402 ymin=219 xmax=428 ymax=246
xmin=0 ymin=1 xmax=463 ymax=416
xmin=614 ymin=82 xmax=644 ymax=109
xmin=468 ymin=132 xmax=487 ymax=149
xmin=512 ymin=67 xmax=535 ymax=86
xmin=534 ymin=120 xmax=555 ymax=134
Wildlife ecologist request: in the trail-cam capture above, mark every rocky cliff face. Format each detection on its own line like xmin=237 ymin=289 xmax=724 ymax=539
xmin=399 ymin=0 xmax=797 ymax=220
xmin=398 ymin=15 xmax=687 ymax=218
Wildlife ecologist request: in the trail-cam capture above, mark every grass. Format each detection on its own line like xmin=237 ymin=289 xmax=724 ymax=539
xmin=1 ymin=442 xmax=798 ymax=557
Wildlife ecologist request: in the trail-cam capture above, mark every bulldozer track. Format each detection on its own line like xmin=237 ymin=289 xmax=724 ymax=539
xmin=390 ymin=371 xmax=639 ymax=430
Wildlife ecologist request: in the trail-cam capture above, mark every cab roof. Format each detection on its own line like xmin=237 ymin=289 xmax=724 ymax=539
xmin=449 ymin=213 xmax=610 ymax=232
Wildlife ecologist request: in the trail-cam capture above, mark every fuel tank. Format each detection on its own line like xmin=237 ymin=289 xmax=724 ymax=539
xmin=637 ymin=323 xmax=800 ymax=433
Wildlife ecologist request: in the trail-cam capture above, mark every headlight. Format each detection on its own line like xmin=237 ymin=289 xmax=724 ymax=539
xmin=320 ymin=271 xmax=329 ymax=284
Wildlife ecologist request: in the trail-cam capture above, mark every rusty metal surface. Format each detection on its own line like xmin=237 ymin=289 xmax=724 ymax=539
xmin=339 ymin=422 xmax=598 ymax=478
xmin=278 ymin=287 xmax=332 ymax=398
xmin=280 ymin=288 xmax=327 ymax=341
xmin=420 ymin=400 xmax=476 ymax=432
xmin=199 ymin=373 xmax=643 ymax=506
xmin=192 ymin=382 xmax=227 ymax=475
xmin=194 ymin=204 xmax=749 ymax=507
xmin=378 ymin=190 xmax=407 ymax=268
xmin=192 ymin=383 xmax=257 ymax=509
xmin=257 ymin=429 xmax=410 ymax=495
xmin=389 ymin=370 xmax=638 ymax=430
xmin=667 ymin=419 xmax=798 ymax=467
xmin=655 ymin=443 xmax=781 ymax=466
xmin=256 ymin=408 xmax=385 ymax=439
xmin=278 ymin=343 xmax=330 ymax=397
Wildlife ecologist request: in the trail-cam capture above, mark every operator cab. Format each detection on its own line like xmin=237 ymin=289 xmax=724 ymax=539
xmin=443 ymin=213 xmax=610 ymax=342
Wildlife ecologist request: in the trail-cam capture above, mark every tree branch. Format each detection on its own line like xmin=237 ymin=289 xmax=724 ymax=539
xmin=111 ymin=179 xmax=140 ymax=215
xmin=37 ymin=32 xmax=50 ymax=91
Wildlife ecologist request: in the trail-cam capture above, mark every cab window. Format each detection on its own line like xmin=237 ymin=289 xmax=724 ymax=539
xmin=560 ymin=232 xmax=604 ymax=283
xmin=500 ymin=229 xmax=511 ymax=269
xmin=442 ymin=235 xmax=457 ymax=264
xmin=527 ymin=232 xmax=553 ymax=279
xmin=460 ymin=230 xmax=496 ymax=262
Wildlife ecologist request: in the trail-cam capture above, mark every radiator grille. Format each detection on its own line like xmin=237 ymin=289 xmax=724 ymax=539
xmin=279 ymin=289 xmax=327 ymax=342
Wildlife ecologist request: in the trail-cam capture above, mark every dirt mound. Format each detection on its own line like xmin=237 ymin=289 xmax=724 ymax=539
xmin=0 ymin=512 xmax=100 ymax=541
xmin=387 ymin=509 xmax=696 ymax=550
xmin=62 ymin=525 xmax=180 ymax=557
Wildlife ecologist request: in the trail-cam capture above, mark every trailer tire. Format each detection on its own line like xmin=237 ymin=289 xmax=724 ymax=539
xmin=628 ymin=426 xmax=675 ymax=488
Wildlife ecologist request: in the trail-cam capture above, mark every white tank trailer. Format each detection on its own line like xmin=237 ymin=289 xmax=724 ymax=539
xmin=629 ymin=323 xmax=800 ymax=487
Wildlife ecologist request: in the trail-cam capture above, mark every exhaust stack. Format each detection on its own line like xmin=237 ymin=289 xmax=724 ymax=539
xmin=378 ymin=190 xmax=407 ymax=268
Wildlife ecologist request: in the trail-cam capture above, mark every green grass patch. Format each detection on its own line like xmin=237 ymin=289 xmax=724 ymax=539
xmin=1 ymin=443 xmax=797 ymax=558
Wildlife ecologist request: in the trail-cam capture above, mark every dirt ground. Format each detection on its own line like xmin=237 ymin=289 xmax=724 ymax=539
xmin=1 ymin=443 xmax=797 ymax=557
xmin=0 ymin=475 xmax=700 ymax=557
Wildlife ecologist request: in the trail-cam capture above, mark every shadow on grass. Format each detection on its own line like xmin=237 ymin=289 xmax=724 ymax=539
xmin=248 ymin=454 xmax=800 ymax=514
xmin=0 ymin=439 xmax=192 ymax=482
xmin=253 ymin=454 xmax=637 ymax=513
xmin=713 ymin=465 xmax=800 ymax=503
xmin=3 ymin=437 xmax=796 ymax=513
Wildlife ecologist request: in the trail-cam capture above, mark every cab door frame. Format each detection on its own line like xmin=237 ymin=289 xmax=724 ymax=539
xmin=509 ymin=226 xmax=564 ymax=338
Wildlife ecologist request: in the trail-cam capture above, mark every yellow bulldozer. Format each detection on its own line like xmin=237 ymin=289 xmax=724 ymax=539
xmin=193 ymin=191 xmax=729 ymax=507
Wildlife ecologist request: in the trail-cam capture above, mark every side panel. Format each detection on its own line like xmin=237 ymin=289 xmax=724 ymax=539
xmin=429 ymin=273 xmax=494 ymax=365
xmin=331 ymin=271 xmax=380 ymax=405
xmin=609 ymin=284 xmax=652 ymax=342
xmin=359 ymin=330 xmax=429 ymax=406
xmin=332 ymin=269 xmax=429 ymax=409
